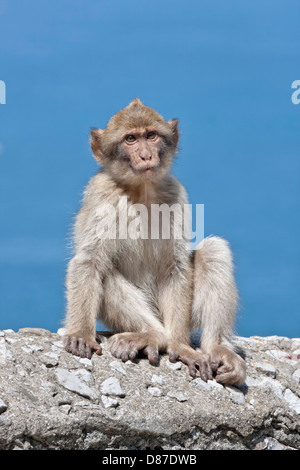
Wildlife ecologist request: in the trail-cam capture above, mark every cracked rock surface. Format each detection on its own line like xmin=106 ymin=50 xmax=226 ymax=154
xmin=0 ymin=328 xmax=299 ymax=450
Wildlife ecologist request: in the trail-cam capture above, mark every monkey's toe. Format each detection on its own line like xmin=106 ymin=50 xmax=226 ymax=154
xmin=108 ymin=333 xmax=161 ymax=365
xmin=64 ymin=335 xmax=102 ymax=359
xmin=143 ymin=345 xmax=159 ymax=365
xmin=209 ymin=346 xmax=246 ymax=386
xmin=169 ymin=345 xmax=213 ymax=381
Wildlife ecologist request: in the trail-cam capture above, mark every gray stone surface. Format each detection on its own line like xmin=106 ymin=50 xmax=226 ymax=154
xmin=0 ymin=328 xmax=299 ymax=450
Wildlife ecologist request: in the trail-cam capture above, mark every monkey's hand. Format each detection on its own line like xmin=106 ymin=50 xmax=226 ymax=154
xmin=168 ymin=343 xmax=213 ymax=382
xmin=108 ymin=332 xmax=166 ymax=365
xmin=64 ymin=333 xmax=102 ymax=359
xmin=208 ymin=345 xmax=246 ymax=386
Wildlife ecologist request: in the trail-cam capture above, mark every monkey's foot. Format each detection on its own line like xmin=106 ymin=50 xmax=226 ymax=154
xmin=208 ymin=345 xmax=246 ymax=386
xmin=64 ymin=333 xmax=102 ymax=359
xmin=168 ymin=343 xmax=213 ymax=382
xmin=108 ymin=332 xmax=163 ymax=365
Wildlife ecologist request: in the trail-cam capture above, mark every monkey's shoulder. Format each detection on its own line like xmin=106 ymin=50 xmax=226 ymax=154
xmin=82 ymin=170 xmax=123 ymax=206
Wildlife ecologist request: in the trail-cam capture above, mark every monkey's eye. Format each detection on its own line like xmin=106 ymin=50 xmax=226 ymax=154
xmin=125 ymin=135 xmax=136 ymax=143
xmin=146 ymin=131 xmax=157 ymax=140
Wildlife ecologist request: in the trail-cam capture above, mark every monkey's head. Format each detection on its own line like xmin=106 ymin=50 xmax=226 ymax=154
xmin=90 ymin=99 xmax=179 ymax=185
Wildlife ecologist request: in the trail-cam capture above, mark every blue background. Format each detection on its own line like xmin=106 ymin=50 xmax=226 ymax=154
xmin=0 ymin=0 xmax=299 ymax=337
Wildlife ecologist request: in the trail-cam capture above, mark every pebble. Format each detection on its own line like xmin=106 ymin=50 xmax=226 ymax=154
xmin=265 ymin=349 xmax=289 ymax=361
xmin=55 ymin=368 xmax=99 ymax=400
xmin=41 ymin=352 xmax=59 ymax=367
xmin=283 ymin=389 xmax=300 ymax=414
xmin=75 ymin=356 xmax=93 ymax=370
xmin=192 ymin=378 xmax=224 ymax=393
xmin=151 ymin=374 xmax=164 ymax=385
xmin=57 ymin=328 xmax=66 ymax=337
xmin=225 ymin=385 xmax=245 ymax=405
xmin=292 ymin=369 xmax=300 ymax=384
xmin=110 ymin=360 xmax=127 ymax=376
xmin=0 ymin=338 xmax=7 ymax=365
xmin=167 ymin=390 xmax=188 ymax=402
xmin=101 ymin=377 xmax=126 ymax=398
xmin=0 ymin=399 xmax=7 ymax=414
xmin=254 ymin=361 xmax=276 ymax=378
xmin=101 ymin=395 xmax=119 ymax=409
xmin=166 ymin=359 xmax=182 ymax=370
xmin=147 ymin=386 xmax=163 ymax=397
xmin=73 ymin=369 xmax=93 ymax=383
xmin=21 ymin=344 xmax=44 ymax=354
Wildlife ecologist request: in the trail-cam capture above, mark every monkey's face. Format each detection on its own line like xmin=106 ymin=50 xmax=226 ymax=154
xmin=117 ymin=128 xmax=169 ymax=180
xmin=90 ymin=99 xmax=179 ymax=185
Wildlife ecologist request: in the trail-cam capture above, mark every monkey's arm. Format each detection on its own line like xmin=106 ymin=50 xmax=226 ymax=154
xmin=64 ymin=191 xmax=116 ymax=358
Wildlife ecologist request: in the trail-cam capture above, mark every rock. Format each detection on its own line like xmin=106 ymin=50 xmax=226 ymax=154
xmin=151 ymin=374 xmax=164 ymax=385
xmin=255 ymin=437 xmax=295 ymax=450
xmin=167 ymin=390 xmax=188 ymax=402
xmin=100 ymin=377 xmax=126 ymax=398
xmin=147 ymin=386 xmax=163 ymax=397
xmin=0 ymin=329 xmax=299 ymax=450
xmin=254 ymin=361 xmax=277 ymax=378
xmin=18 ymin=328 xmax=51 ymax=336
xmin=283 ymin=389 xmax=300 ymax=414
xmin=0 ymin=399 xmax=7 ymax=414
xmin=41 ymin=352 xmax=59 ymax=367
xmin=55 ymin=368 xmax=98 ymax=400
xmin=166 ymin=359 xmax=182 ymax=370
xmin=110 ymin=360 xmax=127 ymax=376
xmin=0 ymin=338 xmax=7 ymax=364
xmin=225 ymin=385 xmax=246 ymax=405
xmin=101 ymin=395 xmax=119 ymax=409
xmin=292 ymin=369 xmax=300 ymax=384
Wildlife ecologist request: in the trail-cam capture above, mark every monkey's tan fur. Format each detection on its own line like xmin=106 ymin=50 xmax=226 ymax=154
xmin=64 ymin=99 xmax=246 ymax=385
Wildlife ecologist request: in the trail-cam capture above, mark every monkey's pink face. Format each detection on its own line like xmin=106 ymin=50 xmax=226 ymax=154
xmin=119 ymin=128 xmax=163 ymax=179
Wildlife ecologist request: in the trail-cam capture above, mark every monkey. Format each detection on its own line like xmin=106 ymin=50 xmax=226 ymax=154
xmin=64 ymin=98 xmax=246 ymax=386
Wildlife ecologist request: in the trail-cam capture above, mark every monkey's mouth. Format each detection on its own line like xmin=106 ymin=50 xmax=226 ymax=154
xmin=131 ymin=165 xmax=160 ymax=174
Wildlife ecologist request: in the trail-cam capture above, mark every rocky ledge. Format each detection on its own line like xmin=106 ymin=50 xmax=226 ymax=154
xmin=0 ymin=328 xmax=299 ymax=450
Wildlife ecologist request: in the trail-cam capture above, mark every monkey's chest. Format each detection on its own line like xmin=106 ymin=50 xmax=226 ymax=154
xmin=115 ymin=238 xmax=170 ymax=287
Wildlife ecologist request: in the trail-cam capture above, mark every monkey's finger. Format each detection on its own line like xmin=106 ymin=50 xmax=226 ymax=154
xmin=70 ymin=336 xmax=79 ymax=355
xmin=215 ymin=363 xmax=232 ymax=375
xmin=177 ymin=355 xmax=197 ymax=378
xmin=78 ymin=338 xmax=88 ymax=358
xmin=169 ymin=351 xmax=180 ymax=363
xmin=187 ymin=362 xmax=198 ymax=378
xmin=63 ymin=336 xmax=72 ymax=353
xmin=144 ymin=345 xmax=159 ymax=365
xmin=210 ymin=358 xmax=221 ymax=372
xmin=121 ymin=351 xmax=129 ymax=362
xmin=128 ymin=348 xmax=138 ymax=361
xmin=93 ymin=344 xmax=102 ymax=356
xmin=196 ymin=360 xmax=213 ymax=382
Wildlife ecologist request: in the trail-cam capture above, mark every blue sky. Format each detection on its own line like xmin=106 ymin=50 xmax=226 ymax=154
xmin=0 ymin=0 xmax=299 ymax=337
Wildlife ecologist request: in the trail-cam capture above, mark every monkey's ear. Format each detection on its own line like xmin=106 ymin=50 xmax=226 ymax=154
xmin=90 ymin=128 xmax=104 ymax=163
xmin=168 ymin=119 xmax=179 ymax=146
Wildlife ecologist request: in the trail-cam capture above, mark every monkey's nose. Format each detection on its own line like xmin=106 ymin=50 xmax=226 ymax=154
xmin=140 ymin=154 xmax=152 ymax=161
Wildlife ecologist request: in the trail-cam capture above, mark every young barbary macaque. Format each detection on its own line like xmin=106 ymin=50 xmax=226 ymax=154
xmin=64 ymin=98 xmax=246 ymax=385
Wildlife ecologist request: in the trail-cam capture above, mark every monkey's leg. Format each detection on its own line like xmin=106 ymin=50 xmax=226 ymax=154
xmin=64 ymin=254 xmax=103 ymax=358
xmin=159 ymin=261 xmax=213 ymax=382
xmin=102 ymin=270 xmax=168 ymax=365
xmin=191 ymin=236 xmax=246 ymax=386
